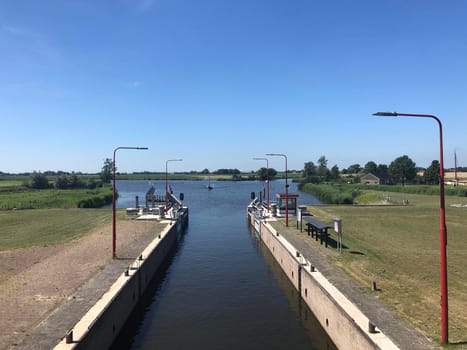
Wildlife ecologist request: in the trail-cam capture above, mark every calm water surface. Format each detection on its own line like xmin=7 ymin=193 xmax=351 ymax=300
xmin=111 ymin=180 xmax=336 ymax=350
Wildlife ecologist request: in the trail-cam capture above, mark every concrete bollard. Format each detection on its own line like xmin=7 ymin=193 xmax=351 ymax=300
xmin=270 ymin=203 xmax=277 ymax=217
xmin=159 ymin=205 xmax=165 ymax=219
xmin=368 ymin=321 xmax=377 ymax=333
xmin=65 ymin=329 xmax=73 ymax=344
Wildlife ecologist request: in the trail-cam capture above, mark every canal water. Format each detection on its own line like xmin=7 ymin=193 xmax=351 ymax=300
xmin=111 ymin=180 xmax=336 ymax=350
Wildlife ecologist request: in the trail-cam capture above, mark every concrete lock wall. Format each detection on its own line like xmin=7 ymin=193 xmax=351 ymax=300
xmin=250 ymin=212 xmax=398 ymax=350
xmin=76 ymin=226 xmax=179 ymax=350
xmin=54 ymin=209 xmax=188 ymax=350
xmin=301 ymin=269 xmax=377 ymax=350
xmin=258 ymin=222 xmax=301 ymax=291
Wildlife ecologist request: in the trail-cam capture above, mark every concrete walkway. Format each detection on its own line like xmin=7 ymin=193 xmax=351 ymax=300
xmin=272 ymin=221 xmax=440 ymax=350
xmin=14 ymin=221 xmax=167 ymax=350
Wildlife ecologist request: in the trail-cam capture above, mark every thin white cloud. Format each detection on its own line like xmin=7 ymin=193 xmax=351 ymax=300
xmin=2 ymin=23 xmax=62 ymax=63
xmin=2 ymin=25 xmax=24 ymax=35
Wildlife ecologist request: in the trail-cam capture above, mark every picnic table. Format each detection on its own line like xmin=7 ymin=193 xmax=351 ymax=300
xmin=303 ymin=216 xmax=331 ymax=247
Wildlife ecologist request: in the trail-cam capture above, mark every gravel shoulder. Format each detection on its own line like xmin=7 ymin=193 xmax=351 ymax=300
xmin=0 ymin=219 xmax=164 ymax=350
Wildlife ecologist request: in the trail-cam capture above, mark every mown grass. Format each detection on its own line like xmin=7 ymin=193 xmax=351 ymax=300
xmin=296 ymin=192 xmax=467 ymax=347
xmin=0 ymin=187 xmax=112 ymax=210
xmin=0 ymin=208 xmax=112 ymax=250
xmin=301 ymin=183 xmax=467 ymax=206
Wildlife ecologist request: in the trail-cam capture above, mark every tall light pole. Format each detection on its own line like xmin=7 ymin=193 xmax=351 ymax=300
xmin=266 ymin=153 xmax=288 ymax=226
xmin=253 ymin=157 xmax=270 ymax=210
xmin=373 ymin=111 xmax=448 ymax=344
xmin=112 ymin=146 xmax=148 ymax=259
xmin=165 ymin=159 xmax=183 ymax=212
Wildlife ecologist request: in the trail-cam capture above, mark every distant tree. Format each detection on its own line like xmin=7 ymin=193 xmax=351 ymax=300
xmin=100 ymin=158 xmax=113 ymax=183
xmin=256 ymin=167 xmax=277 ymax=181
xmin=302 ymin=161 xmax=320 ymax=183
xmin=317 ymin=156 xmax=328 ymax=169
xmin=30 ymin=172 xmax=49 ymax=189
xmin=55 ymin=175 xmax=69 ymax=189
xmin=347 ymin=164 xmax=361 ymax=174
xmin=55 ymin=173 xmax=86 ymax=189
xmin=389 ymin=155 xmax=417 ymax=185
xmin=317 ymin=156 xmax=330 ymax=181
xmin=330 ymin=165 xmax=340 ymax=180
xmin=303 ymin=161 xmax=317 ymax=177
xmin=69 ymin=173 xmax=83 ymax=188
xmin=376 ymin=164 xmax=388 ymax=174
xmin=201 ymin=168 xmax=210 ymax=174
xmin=214 ymin=168 xmax=240 ymax=175
xmin=424 ymin=160 xmax=440 ymax=185
xmin=364 ymin=161 xmax=378 ymax=174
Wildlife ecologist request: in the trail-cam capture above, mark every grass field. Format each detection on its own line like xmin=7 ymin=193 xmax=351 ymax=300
xmin=0 ymin=208 xmax=115 ymax=250
xmin=0 ymin=188 xmax=112 ymax=210
xmin=294 ymin=191 xmax=467 ymax=347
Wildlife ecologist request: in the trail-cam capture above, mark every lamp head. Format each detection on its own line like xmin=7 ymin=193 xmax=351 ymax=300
xmin=372 ymin=112 xmax=398 ymax=117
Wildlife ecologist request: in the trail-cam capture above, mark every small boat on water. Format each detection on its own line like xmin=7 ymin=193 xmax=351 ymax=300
xmin=206 ymin=176 xmax=213 ymax=190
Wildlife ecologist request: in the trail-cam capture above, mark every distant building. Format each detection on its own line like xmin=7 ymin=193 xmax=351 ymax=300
xmin=360 ymin=173 xmax=380 ymax=185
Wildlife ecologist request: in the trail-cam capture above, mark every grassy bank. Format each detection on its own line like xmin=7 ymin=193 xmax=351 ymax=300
xmin=0 ymin=187 xmax=113 ymax=210
xmin=288 ymin=192 xmax=467 ymax=346
xmin=300 ymin=183 xmax=467 ymax=205
xmin=0 ymin=208 xmax=113 ymax=250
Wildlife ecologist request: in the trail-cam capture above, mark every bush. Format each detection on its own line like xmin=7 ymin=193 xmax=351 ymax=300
xmin=30 ymin=172 xmax=50 ymax=189
xmin=77 ymin=193 xmax=112 ymax=208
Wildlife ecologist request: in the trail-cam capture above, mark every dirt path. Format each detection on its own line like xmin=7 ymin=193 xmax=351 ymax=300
xmin=0 ymin=220 xmax=162 ymax=350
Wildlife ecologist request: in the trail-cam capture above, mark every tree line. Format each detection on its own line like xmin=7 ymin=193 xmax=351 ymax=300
xmin=300 ymin=155 xmax=442 ymax=186
xmin=23 ymin=154 xmax=446 ymax=190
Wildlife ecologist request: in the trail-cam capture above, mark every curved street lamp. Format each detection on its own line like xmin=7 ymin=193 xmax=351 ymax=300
xmin=266 ymin=153 xmax=288 ymax=226
xmin=165 ymin=159 xmax=183 ymax=212
xmin=373 ymin=111 xmax=448 ymax=344
xmin=112 ymin=146 xmax=148 ymax=259
xmin=253 ymin=157 xmax=270 ymax=210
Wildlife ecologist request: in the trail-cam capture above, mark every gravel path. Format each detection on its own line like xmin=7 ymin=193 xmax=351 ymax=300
xmin=0 ymin=220 xmax=164 ymax=350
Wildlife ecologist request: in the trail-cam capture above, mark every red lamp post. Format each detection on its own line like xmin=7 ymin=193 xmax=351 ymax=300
xmin=165 ymin=159 xmax=183 ymax=212
xmin=112 ymin=146 xmax=148 ymax=259
xmin=373 ymin=111 xmax=448 ymax=344
xmin=266 ymin=153 xmax=288 ymax=226
xmin=253 ymin=157 xmax=270 ymax=210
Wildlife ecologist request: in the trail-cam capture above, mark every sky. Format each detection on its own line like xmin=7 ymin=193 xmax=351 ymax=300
xmin=1 ymin=0 xmax=467 ymax=174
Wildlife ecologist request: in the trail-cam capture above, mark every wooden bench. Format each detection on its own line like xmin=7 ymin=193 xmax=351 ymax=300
xmin=303 ymin=216 xmax=331 ymax=247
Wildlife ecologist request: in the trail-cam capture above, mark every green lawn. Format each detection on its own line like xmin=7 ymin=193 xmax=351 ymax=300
xmin=299 ymin=192 xmax=467 ymax=347
xmin=0 ymin=208 xmax=112 ymax=250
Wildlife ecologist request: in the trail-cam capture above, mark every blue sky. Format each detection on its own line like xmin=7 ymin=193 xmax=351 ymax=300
xmin=1 ymin=0 xmax=466 ymax=173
